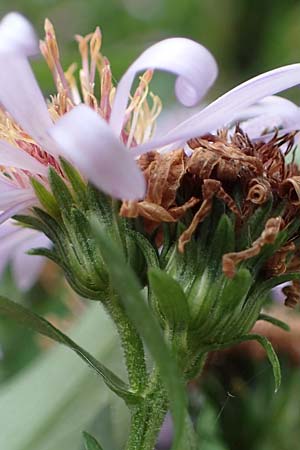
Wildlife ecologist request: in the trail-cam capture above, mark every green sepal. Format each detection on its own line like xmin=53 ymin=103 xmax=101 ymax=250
xmin=83 ymin=432 xmax=104 ymax=450
xmin=148 ymin=267 xmax=190 ymax=332
xmin=28 ymin=247 xmax=63 ymax=267
xmin=30 ymin=177 xmax=59 ymax=217
xmin=258 ymin=313 xmax=290 ymax=332
xmin=0 ymin=295 xmax=140 ymax=405
xmin=220 ymin=267 xmax=252 ymax=312
xmin=237 ymin=197 xmax=273 ymax=249
xmin=60 ymin=157 xmax=87 ymax=208
xmin=13 ymin=214 xmax=46 ymax=233
xmin=207 ymin=214 xmax=235 ymax=275
xmin=62 ymin=207 xmax=107 ymax=286
xmin=48 ymin=167 xmax=74 ymax=214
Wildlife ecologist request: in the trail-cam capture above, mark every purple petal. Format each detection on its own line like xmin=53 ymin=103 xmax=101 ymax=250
xmin=49 ymin=105 xmax=146 ymax=200
xmin=0 ymin=221 xmax=49 ymax=290
xmin=13 ymin=231 xmax=51 ymax=290
xmin=0 ymin=12 xmax=39 ymax=56
xmin=110 ymin=38 xmax=218 ymax=135
xmin=238 ymin=96 xmax=300 ymax=138
xmin=0 ymin=188 xmax=35 ymax=210
xmin=0 ymin=198 xmax=35 ymax=224
xmin=0 ymin=55 xmax=59 ymax=156
xmin=134 ymin=63 xmax=300 ymax=154
xmin=0 ymin=140 xmax=48 ymax=174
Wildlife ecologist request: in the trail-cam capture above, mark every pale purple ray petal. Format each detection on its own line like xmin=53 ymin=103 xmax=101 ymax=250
xmin=237 ymin=95 xmax=300 ymax=120
xmin=13 ymin=231 xmax=51 ymax=290
xmin=110 ymin=38 xmax=218 ymax=135
xmin=238 ymin=96 xmax=300 ymax=139
xmin=0 ymin=221 xmax=49 ymax=290
xmin=0 ymin=188 xmax=35 ymax=210
xmin=0 ymin=140 xmax=48 ymax=174
xmin=134 ymin=64 xmax=300 ymax=155
xmin=0 ymin=198 xmax=35 ymax=224
xmin=49 ymin=104 xmax=146 ymax=200
xmin=0 ymin=12 xmax=39 ymax=56
xmin=0 ymin=55 xmax=59 ymax=156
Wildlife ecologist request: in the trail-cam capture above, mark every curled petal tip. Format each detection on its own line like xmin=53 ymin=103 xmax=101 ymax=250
xmin=110 ymin=37 xmax=218 ymax=135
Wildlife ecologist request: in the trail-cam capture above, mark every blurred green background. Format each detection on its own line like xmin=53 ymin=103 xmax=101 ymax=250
xmin=1 ymin=1 xmax=300 ymax=449
xmin=2 ymin=0 xmax=300 ymax=99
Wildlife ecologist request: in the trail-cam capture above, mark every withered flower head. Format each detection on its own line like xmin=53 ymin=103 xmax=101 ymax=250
xmin=121 ymin=127 xmax=300 ymax=310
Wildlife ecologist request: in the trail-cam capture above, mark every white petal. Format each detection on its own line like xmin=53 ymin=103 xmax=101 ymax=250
xmin=0 ymin=140 xmax=48 ymax=174
xmin=134 ymin=63 xmax=300 ymax=154
xmin=0 ymin=12 xmax=39 ymax=56
xmin=110 ymin=38 xmax=218 ymax=135
xmin=49 ymin=105 xmax=146 ymax=200
xmin=0 ymin=55 xmax=59 ymax=156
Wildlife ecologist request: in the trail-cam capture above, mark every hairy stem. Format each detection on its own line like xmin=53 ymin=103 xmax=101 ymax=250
xmin=126 ymin=374 xmax=168 ymax=450
xmin=105 ymin=291 xmax=148 ymax=393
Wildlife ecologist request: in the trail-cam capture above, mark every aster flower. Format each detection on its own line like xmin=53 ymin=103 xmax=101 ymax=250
xmin=1 ymin=12 xmax=300 ymax=221
xmin=2 ymin=12 xmax=300 ymax=450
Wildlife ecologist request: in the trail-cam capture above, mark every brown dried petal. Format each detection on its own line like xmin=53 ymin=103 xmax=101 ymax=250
xmin=264 ymin=242 xmax=295 ymax=276
xmin=246 ymin=178 xmax=271 ymax=205
xmin=146 ymin=149 xmax=185 ymax=208
xmin=223 ymin=217 xmax=282 ymax=278
xmin=279 ymin=176 xmax=300 ymax=205
xmin=283 ymin=280 xmax=300 ymax=308
xmin=178 ymin=180 xmax=220 ymax=252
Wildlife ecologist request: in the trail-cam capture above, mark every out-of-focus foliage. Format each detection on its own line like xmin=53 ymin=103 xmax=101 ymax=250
xmin=2 ymin=0 xmax=300 ymax=99
xmin=192 ymin=353 xmax=300 ymax=450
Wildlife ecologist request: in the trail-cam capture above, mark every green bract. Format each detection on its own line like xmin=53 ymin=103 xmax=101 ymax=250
xmin=15 ymin=159 xmax=150 ymax=301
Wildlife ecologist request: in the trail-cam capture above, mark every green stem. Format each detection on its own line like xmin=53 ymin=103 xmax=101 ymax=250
xmin=105 ymin=291 xmax=148 ymax=393
xmin=125 ymin=374 xmax=169 ymax=450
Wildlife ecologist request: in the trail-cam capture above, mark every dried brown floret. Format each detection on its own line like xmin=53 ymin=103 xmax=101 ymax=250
xmin=264 ymin=241 xmax=296 ymax=276
xmin=145 ymin=149 xmax=185 ymax=208
xmin=223 ymin=217 xmax=283 ymax=278
xmin=178 ymin=179 xmax=240 ymax=252
xmin=186 ymin=136 xmax=263 ymax=182
xmin=246 ymin=178 xmax=271 ymax=205
xmin=283 ymin=280 xmax=300 ymax=308
xmin=279 ymin=176 xmax=300 ymax=205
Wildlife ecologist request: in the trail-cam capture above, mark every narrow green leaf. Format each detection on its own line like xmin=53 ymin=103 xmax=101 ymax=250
xmin=202 ymin=333 xmax=281 ymax=392
xmin=246 ymin=334 xmax=281 ymax=392
xmin=31 ymin=178 xmax=59 ymax=217
xmin=0 ymin=295 xmax=139 ymax=404
xmin=83 ymin=432 xmax=104 ymax=450
xmin=90 ymin=219 xmax=187 ymax=450
xmin=258 ymin=313 xmax=290 ymax=331
xmin=148 ymin=267 xmax=190 ymax=331
xmin=258 ymin=272 xmax=300 ymax=293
